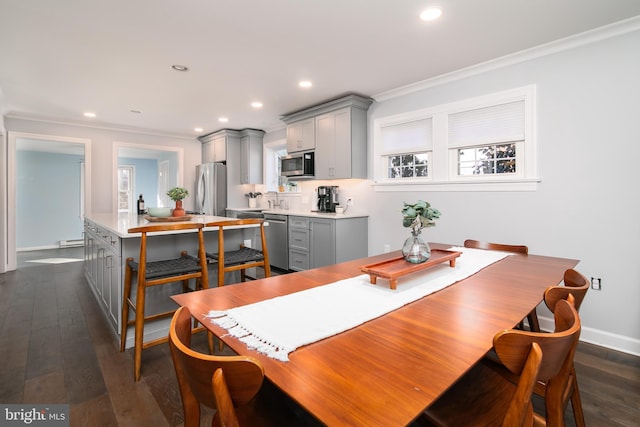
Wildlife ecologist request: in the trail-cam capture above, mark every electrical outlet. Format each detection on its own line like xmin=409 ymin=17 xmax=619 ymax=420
xmin=590 ymin=277 xmax=602 ymax=290
xmin=243 ymin=239 xmax=252 ymax=249
xmin=346 ymin=197 xmax=354 ymax=207
xmin=383 ymin=244 xmax=391 ymax=253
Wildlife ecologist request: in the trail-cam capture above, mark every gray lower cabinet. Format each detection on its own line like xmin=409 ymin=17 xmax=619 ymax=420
xmin=84 ymin=220 xmax=121 ymax=329
xmin=288 ymin=216 xmax=310 ymax=271
xmin=288 ymin=215 xmax=368 ymax=271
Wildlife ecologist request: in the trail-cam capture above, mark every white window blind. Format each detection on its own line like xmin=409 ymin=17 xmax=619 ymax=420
xmin=448 ymin=100 xmax=524 ymax=148
xmin=380 ymin=118 xmax=433 ymax=154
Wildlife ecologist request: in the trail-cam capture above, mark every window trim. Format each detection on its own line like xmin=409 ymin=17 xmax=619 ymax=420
xmin=373 ymin=85 xmax=539 ymax=191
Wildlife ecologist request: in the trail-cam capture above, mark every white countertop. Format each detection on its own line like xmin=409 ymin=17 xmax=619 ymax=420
xmin=87 ymin=213 xmax=262 ymax=238
xmin=262 ymin=209 xmax=368 ymax=219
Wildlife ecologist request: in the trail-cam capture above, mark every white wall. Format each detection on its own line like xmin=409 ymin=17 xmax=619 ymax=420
xmin=363 ymin=28 xmax=640 ymax=354
xmin=4 ymin=118 xmax=202 ymax=213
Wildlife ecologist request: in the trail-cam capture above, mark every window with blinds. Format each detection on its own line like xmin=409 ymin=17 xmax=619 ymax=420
xmin=372 ymin=85 xmax=537 ymax=190
xmin=449 ymin=101 xmax=524 ymax=176
xmin=379 ymin=118 xmax=433 ymax=180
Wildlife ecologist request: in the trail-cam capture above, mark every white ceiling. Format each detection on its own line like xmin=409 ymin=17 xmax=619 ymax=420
xmin=2 ymin=0 xmax=640 ymax=138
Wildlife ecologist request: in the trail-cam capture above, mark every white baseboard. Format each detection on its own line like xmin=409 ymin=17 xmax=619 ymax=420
xmin=17 ymin=245 xmax=59 ymax=252
xmin=537 ymin=315 xmax=640 ymax=357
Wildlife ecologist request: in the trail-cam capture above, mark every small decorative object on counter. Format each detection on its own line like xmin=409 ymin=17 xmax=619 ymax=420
xmin=137 ymin=194 xmax=145 ymax=215
xmin=167 ymin=187 xmax=189 ymax=217
xmin=245 ymin=192 xmax=262 ymax=208
xmin=401 ymin=200 xmax=441 ymax=263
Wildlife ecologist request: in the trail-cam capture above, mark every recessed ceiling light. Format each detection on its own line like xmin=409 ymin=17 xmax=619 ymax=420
xmin=130 ymin=109 xmax=143 ymax=114
xmin=194 ymin=127 xmax=203 ymax=133
xmin=298 ymin=80 xmax=313 ymax=88
xmin=171 ymin=64 xmax=189 ymax=72
xmin=251 ymin=101 xmax=263 ymax=108
xmin=218 ymin=117 xmax=229 ymax=123
xmin=83 ymin=112 xmax=96 ymax=118
xmin=420 ymin=7 xmax=442 ymax=21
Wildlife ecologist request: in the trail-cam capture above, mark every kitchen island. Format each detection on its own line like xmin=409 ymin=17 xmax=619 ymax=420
xmin=83 ymin=213 xmax=263 ymax=348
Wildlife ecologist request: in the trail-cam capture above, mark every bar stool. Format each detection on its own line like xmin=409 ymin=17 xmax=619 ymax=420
xmin=120 ymin=222 xmax=209 ymax=381
xmin=206 ymin=218 xmax=271 ymax=287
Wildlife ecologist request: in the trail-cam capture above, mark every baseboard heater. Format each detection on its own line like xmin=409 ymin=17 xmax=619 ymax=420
xmin=59 ymin=239 xmax=84 ymax=248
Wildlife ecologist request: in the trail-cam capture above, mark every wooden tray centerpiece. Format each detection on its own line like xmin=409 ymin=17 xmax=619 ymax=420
xmin=360 ymin=249 xmax=461 ymax=290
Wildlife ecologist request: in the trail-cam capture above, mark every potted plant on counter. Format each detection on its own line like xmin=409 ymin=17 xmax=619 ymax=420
xmin=245 ymin=192 xmax=262 ymax=208
xmin=167 ymin=187 xmax=189 ymax=217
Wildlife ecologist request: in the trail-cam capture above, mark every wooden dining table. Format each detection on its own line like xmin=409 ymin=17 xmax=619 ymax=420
xmin=172 ymin=243 xmax=578 ymax=426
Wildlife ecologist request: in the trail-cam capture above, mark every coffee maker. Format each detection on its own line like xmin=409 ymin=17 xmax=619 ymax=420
xmin=316 ymin=186 xmax=339 ymax=213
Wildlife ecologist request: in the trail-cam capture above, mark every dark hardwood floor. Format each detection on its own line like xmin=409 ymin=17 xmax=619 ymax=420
xmin=1 ymin=249 xmax=639 ymax=426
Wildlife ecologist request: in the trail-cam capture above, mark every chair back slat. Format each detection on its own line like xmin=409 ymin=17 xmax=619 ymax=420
xmin=501 ymin=342 xmax=541 ymax=427
xmin=213 ymin=369 xmax=241 ymax=427
xmin=464 ymin=239 xmax=528 ymax=254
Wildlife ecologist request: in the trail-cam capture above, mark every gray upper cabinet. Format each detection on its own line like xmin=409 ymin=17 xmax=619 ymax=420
xmin=240 ymin=129 xmax=265 ymax=184
xmin=315 ymin=106 xmax=368 ymax=179
xmin=199 ymin=128 xmax=265 ymax=187
xmin=286 ymin=118 xmax=315 ymax=153
xmin=201 ymin=134 xmax=228 ymax=163
xmin=281 ymin=94 xmax=373 ymax=179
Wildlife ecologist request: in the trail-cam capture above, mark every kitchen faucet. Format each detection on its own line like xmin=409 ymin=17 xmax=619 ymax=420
xmin=267 ymin=191 xmax=279 ymax=209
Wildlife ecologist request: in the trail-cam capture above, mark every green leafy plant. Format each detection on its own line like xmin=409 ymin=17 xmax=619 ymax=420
xmin=245 ymin=192 xmax=262 ymax=199
xmin=402 ymin=200 xmax=441 ymax=234
xmin=167 ymin=187 xmax=189 ymax=202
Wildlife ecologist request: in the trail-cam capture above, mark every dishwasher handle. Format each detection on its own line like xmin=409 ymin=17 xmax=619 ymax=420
xmin=264 ymin=215 xmax=288 ymax=224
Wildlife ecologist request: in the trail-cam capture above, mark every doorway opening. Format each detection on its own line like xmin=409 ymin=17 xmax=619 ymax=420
xmin=6 ymin=132 xmax=92 ymax=271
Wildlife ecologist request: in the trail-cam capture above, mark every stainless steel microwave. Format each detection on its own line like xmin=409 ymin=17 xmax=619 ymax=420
xmin=280 ymin=151 xmax=314 ymax=178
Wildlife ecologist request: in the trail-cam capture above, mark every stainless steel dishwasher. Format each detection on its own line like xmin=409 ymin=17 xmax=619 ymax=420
xmin=264 ymin=213 xmax=289 ymax=271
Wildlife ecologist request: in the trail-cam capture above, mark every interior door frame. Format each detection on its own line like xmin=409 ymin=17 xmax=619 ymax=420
xmin=113 ymin=141 xmax=184 ymax=214
xmin=5 ymin=132 xmax=92 ymax=272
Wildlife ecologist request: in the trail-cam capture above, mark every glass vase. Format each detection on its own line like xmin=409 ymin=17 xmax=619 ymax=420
xmin=402 ymin=230 xmax=431 ymax=263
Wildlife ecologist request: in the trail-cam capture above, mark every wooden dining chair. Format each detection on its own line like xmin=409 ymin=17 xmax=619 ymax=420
xmin=530 ymin=268 xmax=590 ymax=333
xmin=120 ymin=222 xmax=209 ymax=381
xmin=527 ymin=269 xmax=589 ymax=427
xmin=420 ymin=298 xmax=581 ymax=427
xmin=206 ymin=219 xmax=271 ymax=287
xmin=463 ymin=239 xmax=535 ymax=329
xmin=169 ymin=306 xmax=316 ymax=427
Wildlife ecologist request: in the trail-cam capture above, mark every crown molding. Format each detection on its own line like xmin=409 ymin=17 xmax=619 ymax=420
xmin=374 ymin=15 xmax=640 ymax=102
xmin=4 ymin=112 xmax=196 ymax=141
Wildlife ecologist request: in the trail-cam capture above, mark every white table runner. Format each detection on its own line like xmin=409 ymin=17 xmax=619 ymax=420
xmin=206 ymin=247 xmax=511 ymax=361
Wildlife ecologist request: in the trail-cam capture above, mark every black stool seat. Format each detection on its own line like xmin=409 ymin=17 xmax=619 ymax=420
xmin=128 ymin=254 xmax=202 ymax=279
xmin=207 ymin=247 xmax=264 ymax=266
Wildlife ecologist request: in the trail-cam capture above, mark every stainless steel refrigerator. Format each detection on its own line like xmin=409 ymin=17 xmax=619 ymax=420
xmin=195 ymin=162 xmax=226 ymax=216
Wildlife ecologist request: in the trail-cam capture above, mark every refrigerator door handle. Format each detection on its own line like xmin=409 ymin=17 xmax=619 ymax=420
xmin=197 ymin=168 xmax=206 ymax=213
